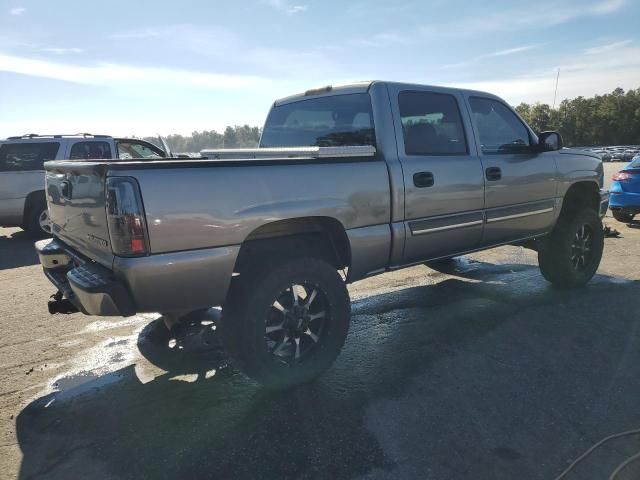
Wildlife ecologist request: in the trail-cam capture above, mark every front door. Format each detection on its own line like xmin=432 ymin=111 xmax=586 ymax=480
xmin=465 ymin=96 xmax=558 ymax=245
xmin=387 ymin=86 xmax=486 ymax=264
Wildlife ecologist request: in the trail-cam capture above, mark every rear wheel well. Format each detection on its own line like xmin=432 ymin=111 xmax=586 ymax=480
xmin=22 ymin=190 xmax=46 ymax=226
xmin=233 ymin=217 xmax=351 ymax=275
xmin=560 ymin=182 xmax=600 ymax=217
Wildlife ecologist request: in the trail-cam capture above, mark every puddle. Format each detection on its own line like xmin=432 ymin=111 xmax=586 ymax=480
xmin=83 ymin=313 xmax=159 ymax=333
xmin=50 ymin=370 xmax=126 ymax=401
xmin=33 ymin=330 xmax=145 ymax=404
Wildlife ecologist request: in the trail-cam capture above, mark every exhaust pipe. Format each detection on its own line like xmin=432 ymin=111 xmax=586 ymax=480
xmin=48 ymin=291 xmax=79 ymax=315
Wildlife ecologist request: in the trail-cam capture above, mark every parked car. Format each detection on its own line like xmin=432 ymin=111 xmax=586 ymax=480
xmin=610 ymin=155 xmax=640 ymax=222
xmin=0 ymin=134 xmax=168 ymax=236
xmin=36 ymin=81 xmax=609 ymax=387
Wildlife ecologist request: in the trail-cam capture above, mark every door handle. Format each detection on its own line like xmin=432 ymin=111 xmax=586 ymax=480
xmin=413 ymin=171 xmax=434 ymax=188
xmin=485 ymin=167 xmax=502 ymax=181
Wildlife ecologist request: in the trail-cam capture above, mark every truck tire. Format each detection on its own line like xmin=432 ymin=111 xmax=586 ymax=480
xmin=222 ymin=257 xmax=350 ymax=388
xmin=538 ymin=208 xmax=604 ymax=288
xmin=612 ymin=210 xmax=634 ymax=223
xmin=24 ymin=202 xmax=51 ymax=238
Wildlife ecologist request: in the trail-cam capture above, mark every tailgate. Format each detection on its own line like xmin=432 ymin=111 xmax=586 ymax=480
xmin=45 ymin=161 xmax=114 ymax=268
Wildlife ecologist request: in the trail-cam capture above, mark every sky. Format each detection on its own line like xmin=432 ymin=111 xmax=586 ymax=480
xmin=0 ymin=0 xmax=639 ymax=138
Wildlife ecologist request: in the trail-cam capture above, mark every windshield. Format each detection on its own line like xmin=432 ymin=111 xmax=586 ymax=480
xmin=260 ymin=93 xmax=375 ymax=148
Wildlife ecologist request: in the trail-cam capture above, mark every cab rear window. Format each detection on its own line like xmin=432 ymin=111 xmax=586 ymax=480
xmin=0 ymin=142 xmax=60 ymax=172
xmin=260 ymin=94 xmax=375 ymax=148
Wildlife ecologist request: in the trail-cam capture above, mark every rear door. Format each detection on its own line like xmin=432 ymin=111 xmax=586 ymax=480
xmin=464 ymin=95 xmax=558 ymax=245
xmin=387 ymin=85 xmax=485 ymax=263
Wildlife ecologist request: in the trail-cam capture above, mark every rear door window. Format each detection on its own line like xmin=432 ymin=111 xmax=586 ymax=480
xmin=399 ymin=91 xmax=468 ymax=155
xmin=260 ymin=93 xmax=375 ymax=147
xmin=117 ymin=141 xmax=164 ymax=159
xmin=0 ymin=142 xmax=60 ymax=171
xmin=69 ymin=141 xmax=112 ymax=160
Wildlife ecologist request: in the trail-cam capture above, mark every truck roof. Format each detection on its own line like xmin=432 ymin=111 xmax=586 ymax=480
xmin=273 ymin=80 xmax=502 ymax=106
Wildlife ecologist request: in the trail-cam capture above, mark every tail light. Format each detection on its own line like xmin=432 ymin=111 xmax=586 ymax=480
xmin=612 ymin=172 xmax=632 ymax=181
xmin=105 ymin=177 xmax=149 ymax=256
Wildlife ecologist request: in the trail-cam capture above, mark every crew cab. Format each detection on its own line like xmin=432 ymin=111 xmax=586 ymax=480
xmin=36 ymin=82 xmax=609 ymax=387
xmin=0 ymin=134 xmax=168 ymax=236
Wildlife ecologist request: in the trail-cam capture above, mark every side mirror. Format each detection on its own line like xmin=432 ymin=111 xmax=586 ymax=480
xmin=538 ymin=131 xmax=563 ymax=151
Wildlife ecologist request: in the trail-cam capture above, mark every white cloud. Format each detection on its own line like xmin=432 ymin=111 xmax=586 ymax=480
xmin=584 ymin=39 xmax=632 ymax=55
xmin=484 ymin=45 xmax=540 ymax=58
xmin=451 ymin=44 xmax=640 ymax=105
xmin=265 ymin=0 xmax=307 ymax=15
xmin=444 ymin=0 xmax=627 ymax=37
xmin=108 ymin=29 xmax=161 ymax=40
xmin=589 ymin=0 xmax=626 ymax=14
xmin=9 ymin=6 xmax=25 ymax=15
xmin=0 ymin=52 xmax=270 ymax=89
xmin=440 ymin=44 xmax=541 ymax=70
xmin=41 ymin=47 xmax=85 ymax=55
xmin=349 ymin=32 xmax=409 ymax=48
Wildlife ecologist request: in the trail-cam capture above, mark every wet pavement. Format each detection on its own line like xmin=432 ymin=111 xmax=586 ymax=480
xmin=2 ymin=167 xmax=640 ymax=480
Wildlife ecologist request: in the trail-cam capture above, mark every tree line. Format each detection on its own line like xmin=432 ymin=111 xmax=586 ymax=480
xmin=145 ymin=87 xmax=640 ymax=152
xmin=144 ymin=125 xmax=261 ymax=153
xmin=515 ymin=86 xmax=640 ymax=146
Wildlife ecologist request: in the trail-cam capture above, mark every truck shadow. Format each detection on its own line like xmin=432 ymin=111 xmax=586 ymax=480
xmin=0 ymin=230 xmax=39 ymax=270
xmin=14 ymin=264 xmax=640 ymax=480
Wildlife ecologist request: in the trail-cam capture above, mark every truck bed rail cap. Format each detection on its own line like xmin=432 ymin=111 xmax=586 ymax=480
xmin=200 ymin=145 xmax=377 ymax=159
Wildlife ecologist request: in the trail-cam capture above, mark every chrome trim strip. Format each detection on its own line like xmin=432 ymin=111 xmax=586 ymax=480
xmin=412 ymin=219 xmax=483 ymax=235
xmin=486 ymin=207 xmax=554 ymax=224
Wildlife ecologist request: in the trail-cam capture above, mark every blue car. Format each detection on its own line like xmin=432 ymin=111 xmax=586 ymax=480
xmin=610 ymin=155 xmax=640 ymax=222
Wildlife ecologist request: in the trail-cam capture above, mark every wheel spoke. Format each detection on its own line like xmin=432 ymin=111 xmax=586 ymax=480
xmin=272 ymin=300 xmax=287 ymax=313
xmin=273 ymin=336 xmax=290 ymax=356
xmin=308 ymin=311 xmax=326 ymax=321
xmin=305 ymin=289 xmax=318 ymax=309
xmin=266 ymin=323 xmax=284 ymax=334
xmin=291 ymin=286 xmax=299 ymax=306
xmin=304 ymin=328 xmax=319 ymax=343
xmin=294 ymin=337 xmax=301 ymax=360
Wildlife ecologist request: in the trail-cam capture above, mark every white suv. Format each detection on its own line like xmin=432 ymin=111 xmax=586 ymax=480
xmin=0 ymin=134 xmax=168 ymax=236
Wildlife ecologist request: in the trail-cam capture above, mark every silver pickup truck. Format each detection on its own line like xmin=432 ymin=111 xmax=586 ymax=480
xmin=36 ymin=81 xmax=609 ymax=387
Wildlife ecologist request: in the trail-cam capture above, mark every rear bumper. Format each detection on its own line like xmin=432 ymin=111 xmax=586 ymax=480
xmin=36 ymin=238 xmax=136 ymax=316
xmin=36 ymin=237 xmax=239 ymax=317
xmin=609 ymin=190 xmax=640 ymax=214
xmin=599 ymin=189 xmax=610 ymax=218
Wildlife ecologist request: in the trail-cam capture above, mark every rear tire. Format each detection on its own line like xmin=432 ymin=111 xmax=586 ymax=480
xmin=538 ymin=208 xmax=604 ymax=288
xmin=24 ymin=202 xmax=51 ymax=238
xmin=222 ymin=257 xmax=350 ymax=388
xmin=612 ymin=210 xmax=635 ymax=223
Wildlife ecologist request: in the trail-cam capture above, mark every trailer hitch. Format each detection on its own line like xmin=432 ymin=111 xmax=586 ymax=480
xmin=48 ymin=291 xmax=79 ymax=315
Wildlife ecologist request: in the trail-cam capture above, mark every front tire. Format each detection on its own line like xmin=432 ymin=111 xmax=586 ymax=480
xmin=538 ymin=208 xmax=604 ymax=288
xmin=612 ymin=210 xmax=635 ymax=223
xmin=222 ymin=257 xmax=350 ymax=388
